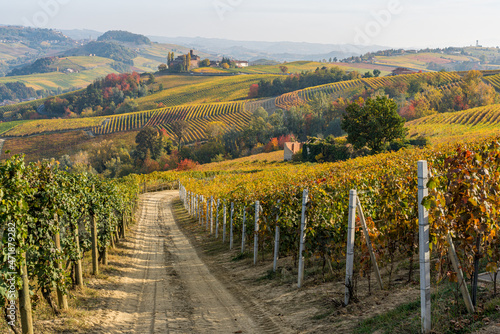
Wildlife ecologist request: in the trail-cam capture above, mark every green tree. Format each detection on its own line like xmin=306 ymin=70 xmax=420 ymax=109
xmin=171 ymin=119 xmax=189 ymax=151
xmin=373 ymin=69 xmax=381 ymax=77
xmin=341 ymin=96 xmax=407 ymax=153
xmin=147 ymin=73 xmax=155 ymax=84
xmin=200 ymin=58 xmax=211 ymax=67
xmin=134 ymin=127 xmax=163 ymax=161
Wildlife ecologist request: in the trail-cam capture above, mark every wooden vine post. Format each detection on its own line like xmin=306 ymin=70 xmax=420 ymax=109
xmin=230 ymin=202 xmax=234 ymax=250
xmin=54 ymin=214 xmax=68 ymax=311
xmin=206 ymin=200 xmax=209 ymax=230
xmin=215 ymin=199 xmax=220 ymax=238
xmin=223 ymin=201 xmax=227 ymax=242
xmin=241 ymin=206 xmax=247 ymax=253
xmin=298 ymin=189 xmax=309 ymax=288
xmin=253 ymin=201 xmax=260 ymax=265
xmin=20 ymin=250 xmax=34 ymax=334
xmin=273 ymin=200 xmax=281 ymax=273
xmin=210 ymin=197 xmax=214 ymax=234
xmin=121 ymin=211 xmax=126 ymax=239
xmin=91 ymin=185 xmax=99 ymax=276
xmin=418 ymin=160 xmax=431 ymax=333
xmin=74 ymin=215 xmax=84 ymax=289
xmin=345 ymin=189 xmax=356 ymax=305
xmin=356 ymin=199 xmax=383 ymax=289
xmin=447 ymin=233 xmax=474 ymax=313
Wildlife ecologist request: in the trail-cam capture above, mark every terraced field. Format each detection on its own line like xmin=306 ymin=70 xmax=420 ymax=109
xmin=244 ymin=98 xmax=277 ymax=114
xmin=484 ymin=73 xmax=500 ymax=91
xmin=300 ymin=79 xmax=364 ymax=102
xmin=407 ymin=104 xmax=500 ymax=143
xmin=157 ymin=110 xmax=252 ymax=143
xmin=92 ymin=110 xmax=155 ymax=135
xmin=362 ymin=71 xmax=461 ymax=89
xmin=92 ymin=101 xmax=249 ymax=143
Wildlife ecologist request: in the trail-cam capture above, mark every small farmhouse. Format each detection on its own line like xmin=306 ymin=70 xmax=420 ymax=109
xmin=284 ymin=142 xmax=303 ymax=161
xmin=235 ymin=60 xmax=249 ymax=68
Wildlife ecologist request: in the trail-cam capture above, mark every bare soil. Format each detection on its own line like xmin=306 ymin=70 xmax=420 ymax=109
xmin=85 ymin=190 xmax=288 ymax=333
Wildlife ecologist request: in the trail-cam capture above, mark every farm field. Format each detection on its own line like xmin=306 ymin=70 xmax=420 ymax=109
xmin=148 ymin=74 xmax=215 ymax=92
xmin=93 ymin=101 xmax=250 ymax=143
xmin=135 ymin=74 xmax=281 ymax=108
xmin=0 ymin=129 xmax=138 ymax=162
xmin=236 ymin=60 xmax=392 ymax=75
xmin=0 ymin=42 xmax=37 ymax=62
xmin=484 ymin=73 xmax=500 ymax=91
xmin=276 ymin=71 xmax=462 ymax=110
xmin=3 ymin=116 xmax=103 ymax=137
xmin=0 ymin=65 xmax=118 ymax=91
xmin=132 ymin=56 xmax=161 ymax=72
xmin=407 ymin=104 xmax=500 ymax=143
xmin=361 ymin=71 xmax=461 ymax=89
xmin=0 ymin=120 xmax=30 ymax=135
xmin=373 ymin=52 xmax=475 ymax=71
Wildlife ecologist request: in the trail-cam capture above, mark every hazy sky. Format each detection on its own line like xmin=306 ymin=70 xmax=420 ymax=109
xmin=1 ymin=0 xmax=499 ymax=48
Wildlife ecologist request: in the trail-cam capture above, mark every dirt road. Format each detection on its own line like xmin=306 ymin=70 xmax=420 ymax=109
xmin=97 ymin=190 xmax=282 ymax=334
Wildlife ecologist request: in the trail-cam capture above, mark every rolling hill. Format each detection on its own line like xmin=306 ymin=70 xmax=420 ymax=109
xmin=407 ymin=104 xmax=500 ymax=143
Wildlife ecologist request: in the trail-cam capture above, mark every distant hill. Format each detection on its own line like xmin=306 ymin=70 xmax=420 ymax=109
xmin=0 ymin=26 xmax=73 ymax=46
xmin=63 ymin=41 xmax=137 ymax=63
xmin=250 ymin=59 xmax=280 ymax=66
xmin=7 ymin=57 xmax=58 ymax=76
xmin=148 ymin=35 xmax=387 ymax=62
xmin=60 ymin=28 xmax=103 ymax=41
xmin=98 ymin=30 xmax=151 ymax=45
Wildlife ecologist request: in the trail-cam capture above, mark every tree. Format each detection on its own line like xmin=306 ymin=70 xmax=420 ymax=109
xmin=363 ymin=71 xmax=374 ymax=78
xmin=158 ymin=64 xmax=168 ymax=72
xmin=341 ymin=96 xmax=407 ymax=153
xmin=460 ymin=70 xmax=499 ymax=108
xmin=186 ymin=53 xmax=191 ymax=71
xmin=134 ymin=127 xmax=162 ymax=161
xmin=221 ymin=63 xmax=230 ymax=70
xmin=171 ymin=119 xmax=189 ymax=151
xmin=373 ymin=69 xmax=381 ymax=77
xmin=279 ymin=65 xmax=289 ymax=74
xmin=205 ymin=121 xmax=225 ymax=142
xmin=147 ymin=73 xmax=155 ymax=84
xmin=200 ymin=58 xmax=211 ymax=67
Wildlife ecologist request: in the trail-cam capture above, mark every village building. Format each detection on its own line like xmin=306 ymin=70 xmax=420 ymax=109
xmin=169 ymin=50 xmax=201 ymax=70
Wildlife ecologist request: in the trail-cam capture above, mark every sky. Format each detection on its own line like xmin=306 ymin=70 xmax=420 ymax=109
xmin=1 ymin=0 xmax=500 ymax=48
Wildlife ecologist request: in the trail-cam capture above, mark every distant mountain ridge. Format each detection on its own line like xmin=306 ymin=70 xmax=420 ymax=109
xmin=148 ymin=35 xmax=388 ymax=61
xmin=60 ymin=28 xmax=102 ymax=40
